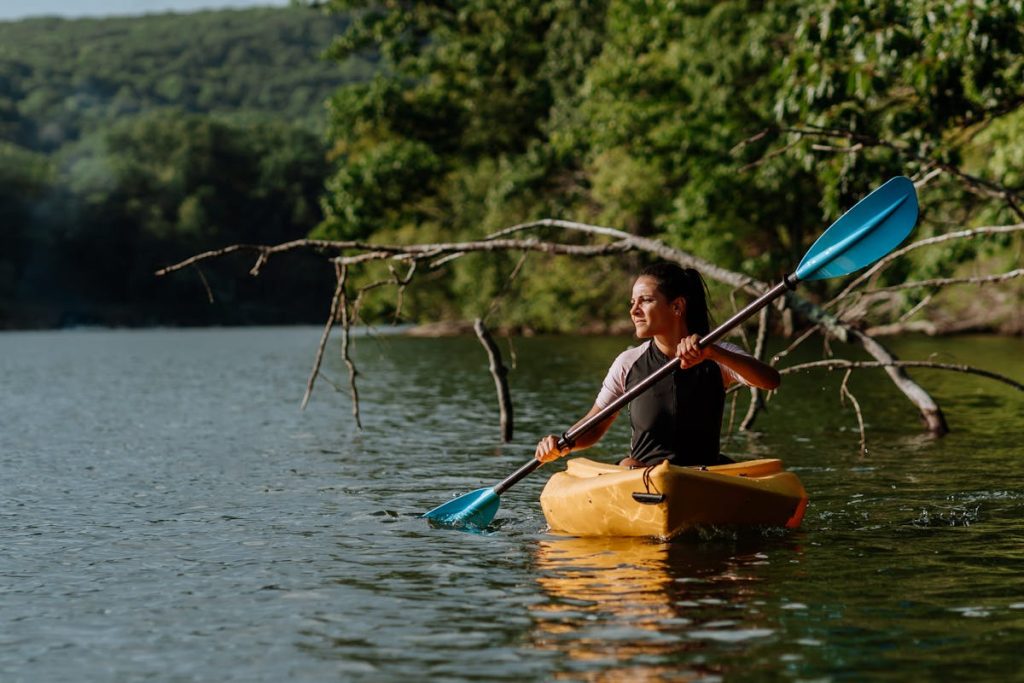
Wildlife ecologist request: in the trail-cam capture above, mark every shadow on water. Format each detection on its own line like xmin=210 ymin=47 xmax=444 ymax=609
xmin=529 ymin=531 xmax=803 ymax=681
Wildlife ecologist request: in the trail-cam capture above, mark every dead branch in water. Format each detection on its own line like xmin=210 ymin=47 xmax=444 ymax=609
xmin=739 ymin=304 xmax=771 ymax=432
xmin=157 ymin=212 xmax=1022 ymax=438
xmin=301 ymin=263 xmax=346 ymax=411
xmin=474 ymin=319 xmax=513 ymax=443
xmin=839 ymin=369 xmax=868 ymax=456
xmin=780 ymin=359 xmax=1024 ymax=393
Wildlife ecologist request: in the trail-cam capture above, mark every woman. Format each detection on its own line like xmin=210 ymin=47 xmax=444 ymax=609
xmin=534 ymin=262 xmax=780 ymax=468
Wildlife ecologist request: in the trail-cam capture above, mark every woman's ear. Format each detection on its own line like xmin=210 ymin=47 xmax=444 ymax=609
xmin=673 ymin=297 xmax=686 ymax=317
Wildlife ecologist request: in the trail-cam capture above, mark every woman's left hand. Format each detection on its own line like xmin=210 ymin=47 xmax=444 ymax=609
xmin=676 ymin=334 xmax=711 ymax=368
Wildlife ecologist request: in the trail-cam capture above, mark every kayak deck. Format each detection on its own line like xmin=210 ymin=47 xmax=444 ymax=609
xmin=540 ymin=457 xmax=808 ymax=539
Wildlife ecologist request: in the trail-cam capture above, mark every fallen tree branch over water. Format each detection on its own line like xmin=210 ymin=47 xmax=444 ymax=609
xmin=780 ymin=359 xmax=1024 ymax=393
xmin=827 ymin=224 xmax=1024 ymax=313
xmin=157 ymin=214 xmax=1022 ymax=439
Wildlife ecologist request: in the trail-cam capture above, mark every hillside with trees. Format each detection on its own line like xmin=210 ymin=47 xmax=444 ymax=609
xmin=0 ymin=7 xmax=366 ymax=327
xmin=2 ymin=2 xmax=1021 ymax=333
xmin=0 ymin=7 xmax=369 ymax=151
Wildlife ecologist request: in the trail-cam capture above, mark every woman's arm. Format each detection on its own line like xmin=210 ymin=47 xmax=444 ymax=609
xmin=677 ymin=335 xmax=781 ymax=390
xmin=708 ymin=343 xmax=781 ymax=390
xmin=534 ymin=404 xmax=618 ymax=463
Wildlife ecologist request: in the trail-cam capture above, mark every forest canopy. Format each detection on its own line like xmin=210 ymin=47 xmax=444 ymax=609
xmin=309 ymin=0 xmax=1023 ymax=334
xmin=1 ymin=2 xmax=1021 ymax=332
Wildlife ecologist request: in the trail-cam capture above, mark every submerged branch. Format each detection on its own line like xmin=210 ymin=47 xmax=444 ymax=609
xmin=474 ymin=319 xmax=513 ymax=443
xmin=739 ymin=305 xmax=771 ymax=431
xmin=839 ymin=368 xmax=868 ymax=456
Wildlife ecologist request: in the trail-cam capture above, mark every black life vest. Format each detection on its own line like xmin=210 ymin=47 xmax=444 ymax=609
xmin=625 ymin=341 xmax=726 ymax=466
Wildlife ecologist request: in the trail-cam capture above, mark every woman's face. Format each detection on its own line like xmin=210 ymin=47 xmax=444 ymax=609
xmin=630 ymin=276 xmax=684 ymax=338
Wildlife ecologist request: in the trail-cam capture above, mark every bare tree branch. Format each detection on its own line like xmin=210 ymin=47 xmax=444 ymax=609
xmin=193 ymin=264 xmax=214 ymax=304
xmin=739 ymin=305 xmax=771 ymax=431
xmin=483 ymin=252 xmax=529 ymax=323
xmin=302 ymin=265 xmax=346 ymax=411
xmin=155 ymin=237 xmax=632 ymax=277
xmin=155 ymin=239 xmax=350 ymax=276
xmin=832 ymin=269 xmax=1024 ymax=324
xmin=474 ymin=318 xmax=513 ymax=442
xmin=158 ymin=214 xmax=1017 ymax=437
xmin=390 ymin=261 xmax=417 ymax=323
xmin=337 ymin=263 xmax=362 ymax=429
xmin=839 ymin=368 xmax=868 ymax=456
xmin=486 ymin=219 xmax=760 ymax=293
xmin=771 ymin=325 xmax=820 ymax=365
xmin=828 ymin=224 xmax=1024 ymax=309
xmin=781 ymin=358 xmax=1024 ymax=393
xmin=850 ymin=329 xmax=948 ymax=433
xmin=851 ymin=268 xmax=1023 ymax=298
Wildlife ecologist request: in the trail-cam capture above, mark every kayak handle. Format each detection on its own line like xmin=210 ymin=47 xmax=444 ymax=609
xmin=632 ymin=492 xmax=667 ymax=505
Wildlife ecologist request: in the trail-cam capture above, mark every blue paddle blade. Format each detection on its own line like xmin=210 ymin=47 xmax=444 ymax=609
xmin=421 ymin=487 xmax=500 ymax=529
xmin=795 ymin=176 xmax=918 ymax=281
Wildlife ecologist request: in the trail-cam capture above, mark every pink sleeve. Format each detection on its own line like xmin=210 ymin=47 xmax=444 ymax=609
xmin=594 ymin=345 xmax=646 ymax=409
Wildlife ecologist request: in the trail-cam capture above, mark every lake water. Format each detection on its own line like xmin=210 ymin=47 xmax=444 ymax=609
xmin=1 ymin=327 xmax=1022 ymax=681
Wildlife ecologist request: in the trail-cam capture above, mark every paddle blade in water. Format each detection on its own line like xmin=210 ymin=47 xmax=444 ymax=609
xmin=421 ymin=487 xmax=500 ymax=529
xmin=795 ymin=176 xmax=918 ymax=281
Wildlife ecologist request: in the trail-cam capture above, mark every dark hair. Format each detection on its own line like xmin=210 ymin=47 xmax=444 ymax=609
xmin=639 ymin=262 xmax=713 ymax=336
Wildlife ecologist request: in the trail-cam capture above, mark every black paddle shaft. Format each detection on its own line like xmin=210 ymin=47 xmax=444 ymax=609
xmin=491 ymin=275 xmax=796 ymax=496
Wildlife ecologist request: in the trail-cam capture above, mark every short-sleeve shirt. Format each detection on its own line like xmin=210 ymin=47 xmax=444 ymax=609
xmin=595 ymin=340 xmax=752 ymax=466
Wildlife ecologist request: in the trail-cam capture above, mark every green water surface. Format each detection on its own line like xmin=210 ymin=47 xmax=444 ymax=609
xmin=1 ymin=329 xmax=1021 ymax=682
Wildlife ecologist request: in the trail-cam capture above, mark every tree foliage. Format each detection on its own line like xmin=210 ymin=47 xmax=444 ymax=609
xmin=3 ymin=3 xmax=1021 ymax=331
xmin=313 ymin=0 xmax=1023 ymax=332
xmin=2 ymin=112 xmax=334 ymax=327
xmin=0 ymin=7 xmax=357 ymax=327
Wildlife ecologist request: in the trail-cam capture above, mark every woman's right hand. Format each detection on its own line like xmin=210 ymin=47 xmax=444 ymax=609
xmin=535 ymin=435 xmax=571 ymax=463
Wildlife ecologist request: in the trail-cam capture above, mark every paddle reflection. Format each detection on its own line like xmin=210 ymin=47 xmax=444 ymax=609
xmin=530 ymin=534 xmax=784 ymax=681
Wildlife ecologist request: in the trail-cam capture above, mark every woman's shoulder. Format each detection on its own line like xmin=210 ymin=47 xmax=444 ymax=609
xmin=609 ymin=341 xmax=649 ymax=368
xmin=596 ymin=341 xmax=650 ymax=408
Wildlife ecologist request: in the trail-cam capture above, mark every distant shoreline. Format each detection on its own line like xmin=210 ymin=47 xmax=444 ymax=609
xmin=1 ymin=317 xmax=1018 ymax=338
xmin=0 ymin=1 xmax=291 ymax=23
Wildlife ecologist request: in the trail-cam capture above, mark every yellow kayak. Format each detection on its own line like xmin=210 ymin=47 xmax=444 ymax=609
xmin=539 ymin=457 xmax=808 ymax=539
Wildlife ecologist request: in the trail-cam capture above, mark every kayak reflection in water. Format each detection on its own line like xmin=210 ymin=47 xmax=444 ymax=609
xmin=534 ymin=263 xmax=781 ymax=468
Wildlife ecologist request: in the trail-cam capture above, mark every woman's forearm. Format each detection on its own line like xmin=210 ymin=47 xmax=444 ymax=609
xmin=535 ymin=404 xmax=617 ymax=462
xmin=709 ymin=344 xmax=781 ymax=390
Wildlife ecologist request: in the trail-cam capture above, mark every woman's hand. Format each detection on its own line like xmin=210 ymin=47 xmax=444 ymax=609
xmin=676 ymin=334 xmax=711 ymax=368
xmin=535 ymin=435 xmax=571 ymax=463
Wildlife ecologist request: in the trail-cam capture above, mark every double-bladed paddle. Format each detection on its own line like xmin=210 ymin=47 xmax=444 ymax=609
xmin=423 ymin=176 xmax=919 ymax=529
